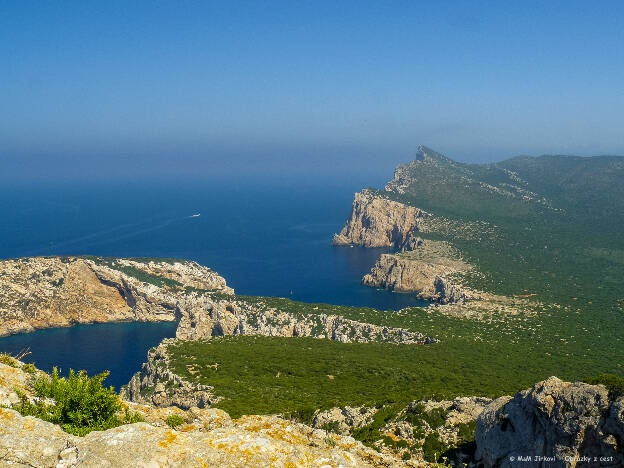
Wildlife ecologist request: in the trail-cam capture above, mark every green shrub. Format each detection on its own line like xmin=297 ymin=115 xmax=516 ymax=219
xmin=455 ymin=420 xmax=477 ymax=443
xmin=321 ymin=420 xmax=341 ymax=434
xmin=0 ymin=354 xmax=17 ymax=367
xmin=13 ymin=367 xmax=141 ymax=436
xmin=585 ymin=374 xmax=624 ymax=400
xmin=286 ymin=407 xmax=317 ymax=425
xmin=21 ymin=363 xmax=37 ymax=374
xmin=422 ymin=432 xmax=449 ymax=463
xmin=165 ymin=414 xmax=185 ymax=428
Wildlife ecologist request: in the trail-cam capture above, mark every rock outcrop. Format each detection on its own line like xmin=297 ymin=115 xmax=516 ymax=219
xmin=311 ymin=396 xmax=492 ymax=465
xmin=362 ymin=239 xmax=471 ymax=303
xmin=475 ymin=376 xmax=624 ymax=467
xmin=313 ymin=405 xmax=378 ymax=435
xmin=0 ymin=256 xmax=233 ymax=336
xmin=332 ymin=189 xmax=429 ymax=248
xmin=175 ymin=294 xmax=436 ymax=345
xmin=121 ymin=338 xmax=219 ymax=409
xmin=0 ymin=361 xmax=412 ymax=467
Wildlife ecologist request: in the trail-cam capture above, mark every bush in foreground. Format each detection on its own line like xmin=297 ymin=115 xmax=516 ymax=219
xmin=14 ymin=367 xmax=142 ymax=436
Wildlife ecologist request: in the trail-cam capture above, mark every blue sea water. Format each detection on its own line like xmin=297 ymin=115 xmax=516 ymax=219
xmin=0 ymin=176 xmax=428 ymax=388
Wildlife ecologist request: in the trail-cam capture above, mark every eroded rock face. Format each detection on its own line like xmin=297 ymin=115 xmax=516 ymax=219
xmin=175 ymin=294 xmax=436 ymax=345
xmin=121 ymin=338 xmax=219 ymax=409
xmin=475 ymin=376 xmax=624 ymax=468
xmin=362 ymin=239 xmax=470 ymax=303
xmin=313 ymin=405 xmax=378 ymax=435
xmin=0 ymin=256 xmax=233 ymax=337
xmin=332 ymin=189 xmax=429 ymax=248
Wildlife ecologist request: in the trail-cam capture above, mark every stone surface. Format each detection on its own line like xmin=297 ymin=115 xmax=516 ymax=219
xmin=475 ymin=376 xmax=624 ymax=468
xmin=0 ymin=256 xmax=233 ymax=337
xmin=332 ymin=189 xmax=429 ymax=248
xmin=175 ymin=294 xmax=436 ymax=345
xmin=0 ymin=362 xmax=415 ymax=467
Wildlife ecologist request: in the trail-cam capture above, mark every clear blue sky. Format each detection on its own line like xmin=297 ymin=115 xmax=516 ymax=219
xmin=2 ymin=1 xmax=623 ymax=181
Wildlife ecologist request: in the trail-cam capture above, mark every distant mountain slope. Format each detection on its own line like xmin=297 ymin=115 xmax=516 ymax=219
xmin=339 ymin=145 xmax=624 ymax=310
xmin=384 ymin=145 xmax=624 ymax=226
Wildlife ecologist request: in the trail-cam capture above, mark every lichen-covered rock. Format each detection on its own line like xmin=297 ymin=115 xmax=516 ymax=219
xmin=0 ymin=407 xmax=77 ymax=467
xmin=313 ymin=405 xmax=378 ymax=435
xmin=475 ymin=376 xmax=624 ymax=468
xmin=332 ymin=189 xmax=429 ymax=248
xmin=60 ymin=415 xmax=409 ymax=467
xmin=0 ymin=256 xmax=233 ymax=336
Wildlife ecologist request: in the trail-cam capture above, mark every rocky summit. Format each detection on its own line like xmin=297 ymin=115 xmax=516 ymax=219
xmin=2 ymin=356 xmax=622 ymax=467
xmin=0 ymin=359 xmax=407 ymax=467
xmin=476 ymin=376 xmax=624 ymax=468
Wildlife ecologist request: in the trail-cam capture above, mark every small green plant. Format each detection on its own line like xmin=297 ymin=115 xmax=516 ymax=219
xmin=422 ymin=432 xmax=449 ymax=463
xmin=0 ymin=354 xmax=17 ymax=367
xmin=286 ymin=407 xmax=317 ymax=425
xmin=21 ymin=363 xmax=37 ymax=374
xmin=455 ymin=420 xmax=476 ymax=443
xmin=321 ymin=420 xmax=341 ymax=434
xmin=165 ymin=414 xmax=186 ymax=428
xmin=13 ymin=367 xmax=141 ymax=436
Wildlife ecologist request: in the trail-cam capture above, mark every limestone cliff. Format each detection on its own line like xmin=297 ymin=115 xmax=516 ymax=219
xmin=362 ymin=239 xmax=470 ymax=302
xmin=121 ymin=338 xmax=219 ymax=409
xmin=332 ymin=189 xmax=429 ymax=248
xmin=0 ymin=256 xmax=233 ymax=336
xmin=175 ymin=293 xmax=435 ymax=344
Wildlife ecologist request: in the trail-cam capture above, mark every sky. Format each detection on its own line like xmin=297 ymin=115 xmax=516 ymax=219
xmin=1 ymin=1 xmax=623 ymax=182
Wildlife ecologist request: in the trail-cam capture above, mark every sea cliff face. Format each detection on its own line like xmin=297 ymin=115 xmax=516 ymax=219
xmin=362 ymin=249 xmax=469 ymax=304
xmin=333 ymin=190 xmax=473 ymax=304
xmin=332 ymin=189 xmax=429 ymax=248
xmin=0 ymin=256 xmax=233 ymax=337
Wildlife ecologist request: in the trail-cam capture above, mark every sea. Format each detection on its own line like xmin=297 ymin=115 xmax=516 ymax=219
xmin=0 ymin=176 xmax=428 ymax=389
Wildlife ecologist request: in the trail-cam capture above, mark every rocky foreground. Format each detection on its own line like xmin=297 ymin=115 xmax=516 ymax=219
xmin=1 ymin=358 xmax=622 ymax=467
xmin=0 ymin=359 xmax=405 ymax=467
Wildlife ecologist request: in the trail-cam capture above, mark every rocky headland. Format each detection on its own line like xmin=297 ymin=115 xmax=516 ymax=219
xmin=0 ymin=256 xmax=232 ymax=337
xmin=0 ymin=255 xmax=434 ymax=344
xmin=332 ymin=189 xmax=430 ymax=248
xmin=333 ymin=146 xmax=542 ymax=317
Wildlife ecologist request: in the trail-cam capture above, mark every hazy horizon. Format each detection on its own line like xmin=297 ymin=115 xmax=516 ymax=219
xmin=2 ymin=1 xmax=623 ymax=182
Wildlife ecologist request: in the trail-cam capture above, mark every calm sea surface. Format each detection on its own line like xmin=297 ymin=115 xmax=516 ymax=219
xmin=0 ymin=177 xmax=428 ymax=388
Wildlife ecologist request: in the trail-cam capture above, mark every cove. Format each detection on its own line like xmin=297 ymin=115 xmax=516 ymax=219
xmin=0 ymin=321 xmax=177 ymax=390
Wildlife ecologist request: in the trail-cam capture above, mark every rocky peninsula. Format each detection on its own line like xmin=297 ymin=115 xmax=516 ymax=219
xmin=333 ymin=146 xmax=542 ymax=317
xmin=0 ymin=256 xmax=434 ymax=344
